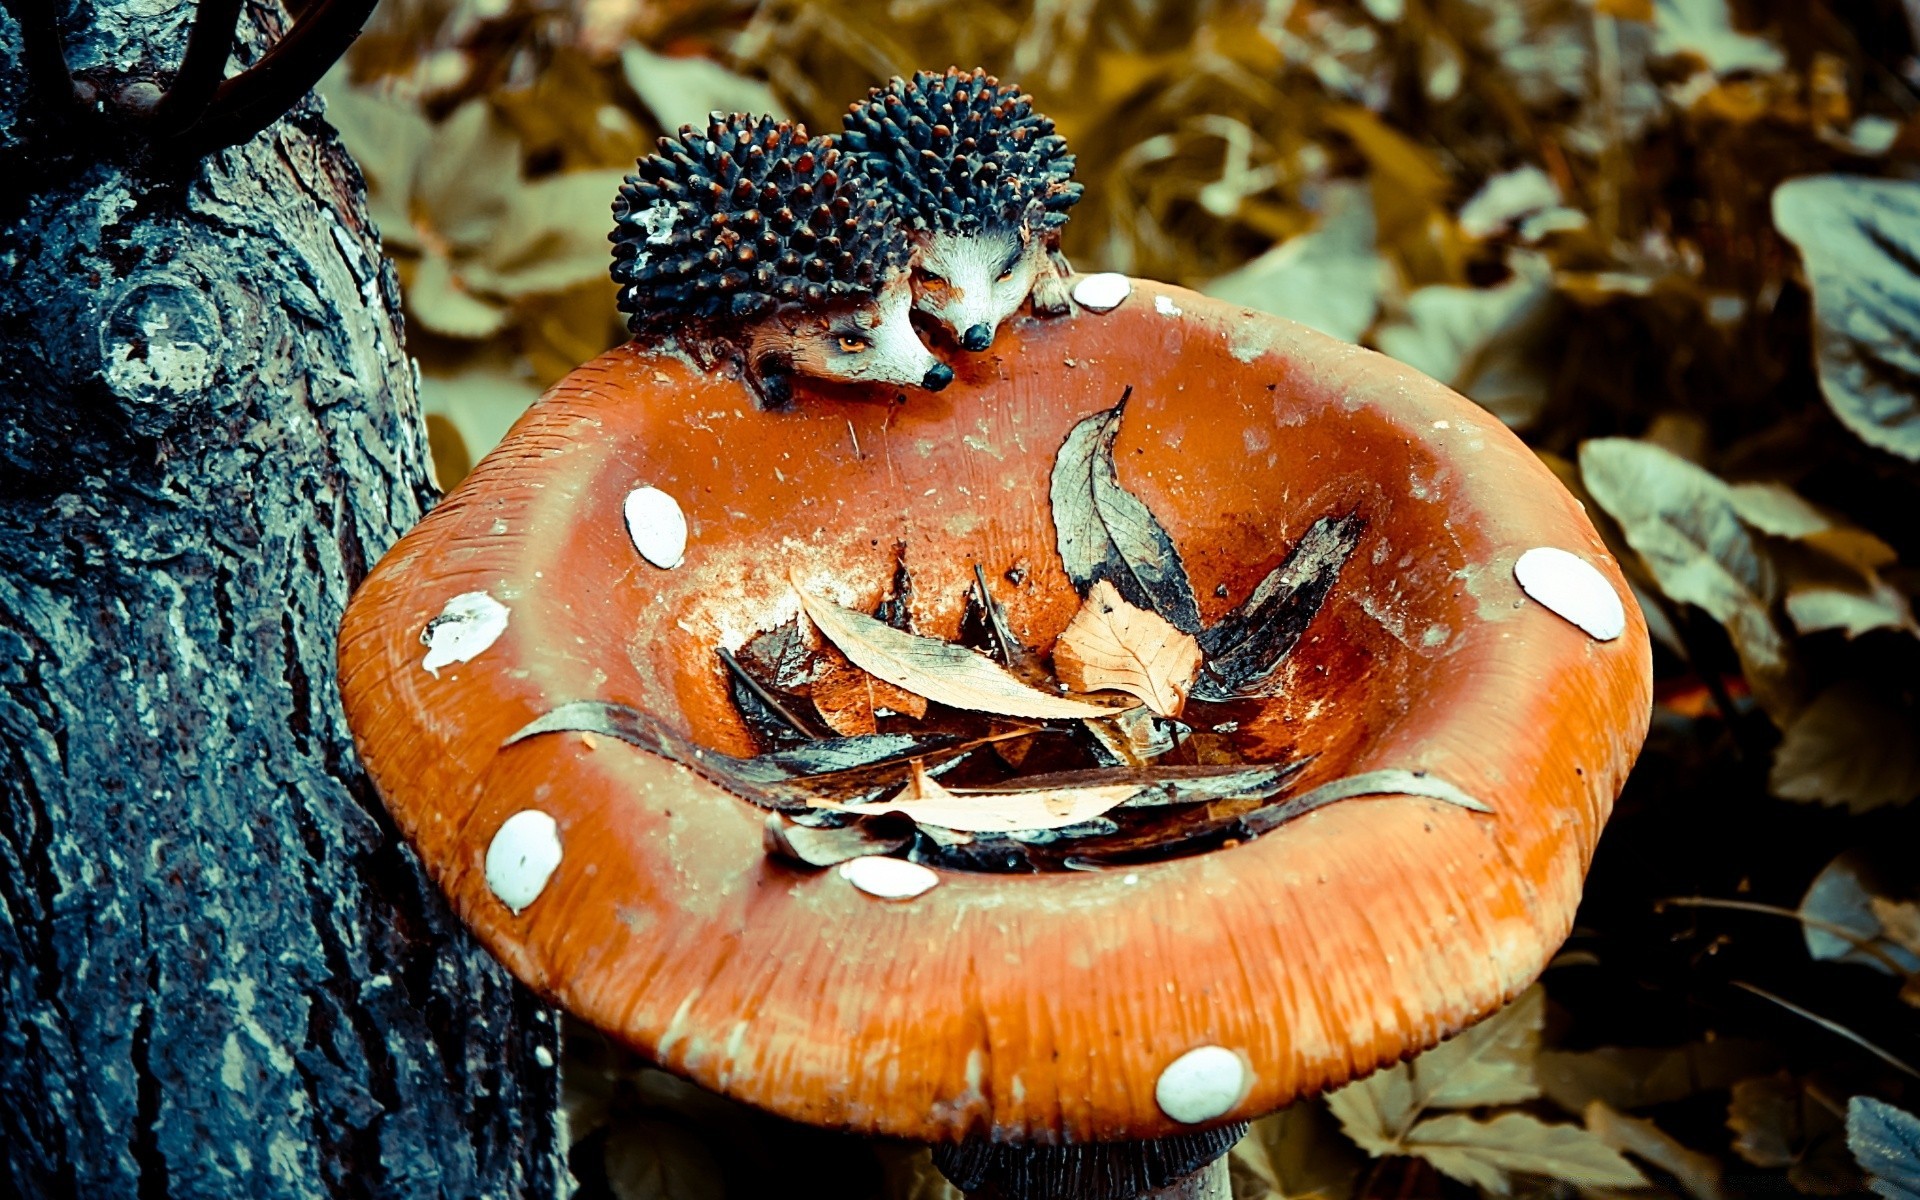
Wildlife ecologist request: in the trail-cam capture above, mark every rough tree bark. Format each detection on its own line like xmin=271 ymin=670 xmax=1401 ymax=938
xmin=0 ymin=4 xmax=564 ymax=1196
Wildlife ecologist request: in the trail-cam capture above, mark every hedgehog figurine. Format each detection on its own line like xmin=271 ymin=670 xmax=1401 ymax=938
xmin=840 ymin=68 xmax=1083 ymax=352
xmin=611 ymin=113 xmax=951 ymax=408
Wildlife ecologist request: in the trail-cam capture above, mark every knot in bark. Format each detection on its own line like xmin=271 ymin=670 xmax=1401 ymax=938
xmin=98 ymin=274 xmax=222 ymax=432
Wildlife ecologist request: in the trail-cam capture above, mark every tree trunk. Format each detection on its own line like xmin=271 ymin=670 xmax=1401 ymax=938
xmin=0 ymin=4 xmax=564 ymax=1196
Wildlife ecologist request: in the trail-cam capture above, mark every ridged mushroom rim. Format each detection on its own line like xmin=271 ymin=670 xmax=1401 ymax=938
xmin=337 ymin=280 xmax=1652 ymax=1142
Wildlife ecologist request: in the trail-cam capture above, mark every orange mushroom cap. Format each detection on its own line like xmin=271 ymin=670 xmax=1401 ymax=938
xmin=337 ymin=281 xmax=1651 ymax=1143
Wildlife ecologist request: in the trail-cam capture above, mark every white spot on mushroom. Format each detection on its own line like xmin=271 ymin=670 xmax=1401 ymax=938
xmin=486 ymin=810 xmax=563 ymax=914
xmin=838 ymin=855 xmax=938 ymax=900
xmin=421 ymin=591 xmax=510 ymax=677
xmin=1155 ymin=1045 xmax=1249 ymax=1124
xmin=624 ymin=486 xmax=688 ymax=569
xmin=1154 ymin=294 xmax=1183 ymax=317
xmin=1072 ymin=272 xmax=1132 ymax=312
xmin=1513 ymin=547 xmax=1627 ymax=641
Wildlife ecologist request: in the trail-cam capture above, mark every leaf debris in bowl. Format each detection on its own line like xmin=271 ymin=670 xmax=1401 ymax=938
xmin=507 ymin=389 xmax=1489 ymax=873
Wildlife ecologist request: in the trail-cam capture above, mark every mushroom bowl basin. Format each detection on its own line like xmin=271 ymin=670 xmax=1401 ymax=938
xmin=336 ymin=279 xmax=1652 ymax=1144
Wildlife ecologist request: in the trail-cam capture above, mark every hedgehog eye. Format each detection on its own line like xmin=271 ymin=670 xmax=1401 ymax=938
xmin=836 ymin=334 xmax=871 ymax=353
xmin=919 ymin=270 xmax=947 ymax=289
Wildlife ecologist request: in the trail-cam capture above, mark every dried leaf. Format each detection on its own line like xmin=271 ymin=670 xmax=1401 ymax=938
xmin=795 ymin=585 xmax=1120 ymax=720
xmin=1798 ymin=852 xmax=1920 ymax=974
xmin=1327 ymin=988 xmax=1543 ymax=1154
xmin=408 ymin=250 xmax=511 ymax=339
xmin=1579 ymin=438 xmax=1797 ymax=719
xmin=1401 ymin=1112 xmax=1648 ymax=1194
xmin=719 ymin=646 xmax=826 ymax=746
xmin=835 ymin=780 xmax=1141 ymax=834
xmin=1785 ymin=579 xmax=1917 ymax=640
xmin=318 ymin=77 xmax=431 ymax=242
xmin=762 ymin=812 xmax=910 ymax=867
xmin=968 ymin=763 xmax=1299 ymax=807
xmin=1458 ymin=166 xmax=1583 ymax=241
xmin=1373 ymin=251 xmax=1556 ymax=429
xmin=1586 ymin=1100 xmax=1726 ymax=1200
xmin=1055 ymin=580 xmax=1203 ymax=717
xmin=504 ymin=700 xmax=979 ymax=807
xmin=1728 ymin=482 xmax=1832 ymax=539
xmin=1205 ymin=181 xmax=1385 ymax=344
xmin=1849 ymin=1097 xmax=1920 ymax=1200
xmin=619 ymin=44 xmax=785 ymax=137
xmin=465 ymin=168 xmax=634 ymax=297
xmin=1652 ymin=0 xmax=1786 ymax=77
xmin=1194 ymin=513 xmax=1366 ymax=702
xmin=1230 ymin=1099 xmax=1367 ymax=1200
xmin=1729 ymin=1075 xmax=1804 ymax=1169
xmin=1538 ymin=1041 xmax=1777 ymax=1115
xmin=1770 ymin=682 xmax=1920 ymax=813
xmin=417 ymin=369 xmax=541 ymax=479
xmin=1774 ymin=177 xmax=1920 ymax=462
xmin=1049 ymin=391 xmax=1204 ymax=633
xmin=412 ymin=98 xmax=522 ymax=252
xmin=874 ymin=1145 xmax=965 ymax=1200
xmin=1729 ymin=1072 xmax=1870 ymax=1194
xmin=1081 ymin=704 xmax=1182 ymax=766
xmin=1241 ymin=767 xmax=1491 ymax=835
xmin=809 ymin=648 xmax=930 ymax=737
xmin=603 ymin=1115 xmax=727 ymax=1200
xmin=1872 ymin=898 xmax=1920 ymax=959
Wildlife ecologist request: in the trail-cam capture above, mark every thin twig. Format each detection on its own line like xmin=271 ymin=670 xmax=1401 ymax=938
xmin=1657 ymin=895 xmax=1914 ymax=978
xmin=149 ymin=0 xmax=246 ymax=135
xmin=166 ymin=0 xmax=379 ymax=158
xmin=972 ymin=563 xmax=1021 ymax=668
xmin=0 ymin=0 xmax=76 ymax=113
xmin=1730 ymin=981 xmax=1920 ymax=1080
xmin=717 ymin=647 xmax=824 ymax=741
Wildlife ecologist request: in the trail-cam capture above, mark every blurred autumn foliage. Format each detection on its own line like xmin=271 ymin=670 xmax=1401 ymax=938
xmin=321 ymin=1 xmax=1920 ymax=1196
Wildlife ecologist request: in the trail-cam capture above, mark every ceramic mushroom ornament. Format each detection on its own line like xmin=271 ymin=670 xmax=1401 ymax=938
xmin=342 ymin=138 xmax=1651 ymax=1196
xmin=611 ymin=112 xmax=952 ymax=408
xmin=841 ymin=68 xmax=1082 ymax=351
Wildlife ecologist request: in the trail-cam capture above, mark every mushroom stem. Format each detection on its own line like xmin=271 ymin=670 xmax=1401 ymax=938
xmin=930 ymin=1125 xmax=1246 ymax=1199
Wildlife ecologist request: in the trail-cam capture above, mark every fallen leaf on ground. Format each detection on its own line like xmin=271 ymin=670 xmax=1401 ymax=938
xmin=795 ymin=583 xmax=1122 ymax=720
xmin=1398 ymin=1111 xmax=1648 ymax=1194
xmin=1847 ymin=1096 xmax=1920 ymax=1200
xmin=1327 ymin=987 xmax=1545 ymax=1154
xmin=1327 ymin=997 xmax=1636 ymax=1197
xmin=1579 ymin=437 xmax=1799 ymax=721
xmin=1054 ymin=580 xmax=1203 ymax=716
xmin=1585 ymin=1100 xmax=1726 ymax=1200
xmin=1773 ymin=176 xmax=1920 ymax=462
xmin=1229 ymin=1099 xmax=1366 ymax=1200
xmin=1769 ymin=682 xmax=1920 ymax=813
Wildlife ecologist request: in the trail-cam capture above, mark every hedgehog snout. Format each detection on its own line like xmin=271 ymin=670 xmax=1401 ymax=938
xmin=960 ymin=324 xmax=994 ymax=352
xmin=922 ymin=363 xmax=955 ymax=391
